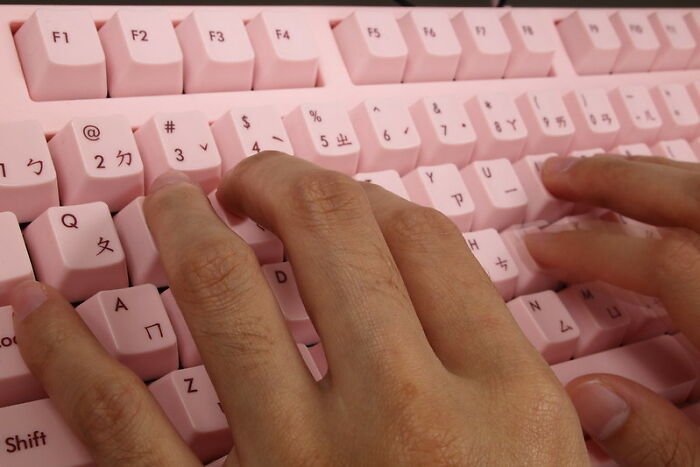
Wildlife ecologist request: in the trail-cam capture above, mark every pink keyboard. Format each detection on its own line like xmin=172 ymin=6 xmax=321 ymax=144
xmin=0 ymin=4 xmax=700 ymax=466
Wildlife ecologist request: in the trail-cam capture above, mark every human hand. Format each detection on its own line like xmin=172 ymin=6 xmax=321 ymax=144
xmin=10 ymin=152 xmax=587 ymax=466
xmin=525 ymin=154 xmax=700 ymax=467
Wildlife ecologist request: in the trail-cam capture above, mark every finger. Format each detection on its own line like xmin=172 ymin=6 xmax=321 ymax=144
xmin=540 ymin=155 xmax=700 ymax=231
xmin=525 ymin=229 xmax=700 ymax=347
xmin=361 ymin=182 xmax=542 ymax=377
xmin=143 ymin=171 xmax=318 ymax=448
xmin=10 ymin=281 xmax=200 ymax=467
xmin=216 ymin=152 xmax=436 ymax=387
xmin=628 ymin=155 xmax=700 ymax=173
xmin=567 ymin=374 xmax=700 ymax=466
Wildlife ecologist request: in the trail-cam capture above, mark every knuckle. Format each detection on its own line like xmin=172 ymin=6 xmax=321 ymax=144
xmin=385 ymin=205 xmax=460 ymax=247
xmin=289 ymin=171 xmax=369 ymax=226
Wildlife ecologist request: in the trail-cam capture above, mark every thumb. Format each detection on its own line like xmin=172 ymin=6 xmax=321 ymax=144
xmin=567 ymin=374 xmax=700 ymax=466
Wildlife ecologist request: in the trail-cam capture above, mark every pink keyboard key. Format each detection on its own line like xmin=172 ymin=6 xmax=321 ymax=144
xmin=207 ymin=456 xmax=228 ymax=467
xmin=175 ymin=10 xmax=254 ymax=93
xmin=351 ymin=98 xmax=420 ymax=174
xmin=687 ymin=12 xmax=700 ymax=68
xmin=409 ymin=96 xmax=476 ymax=167
xmin=542 ymin=213 xmax=598 ymax=233
xmin=397 ymin=10 xmax=461 ymax=82
xmin=460 ymin=158 xmax=527 ymax=231
xmin=689 ymin=80 xmax=700 ymax=109
xmin=599 ymin=211 xmax=661 ymax=239
xmin=297 ymin=344 xmax=323 ymax=381
xmin=651 ymin=83 xmax=700 ymax=139
xmin=76 ymin=284 xmax=178 ymax=381
xmin=113 ymin=196 xmax=167 ymax=287
xmin=0 ymin=120 xmax=59 ymax=223
xmin=611 ymin=142 xmax=653 ymax=156
xmin=403 ymin=164 xmax=475 ymax=232
xmin=0 ymin=398 xmax=92 ymax=466
xmin=557 ymin=282 xmax=631 ymax=357
xmin=552 ymin=334 xmax=698 ymax=404
xmin=135 ymin=111 xmax=221 ymax=193
xmin=465 ymin=93 xmax=528 ymax=161
xmin=48 ymin=115 xmax=144 ymax=212
xmin=652 ymin=139 xmax=699 ymax=162
xmin=463 ymin=229 xmax=519 ymax=300
xmin=501 ymin=10 xmax=556 ymax=78
xmin=500 ymin=225 xmax=559 ymax=296
xmin=261 ymin=262 xmax=319 ymax=345
xmin=649 ymin=11 xmax=696 ymax=70
xmin=149 ymin=365 xmax=232 ymax=462
xmin=517 ymin=90 xmax=576 ymax=154
xmin=564 ymin=88 xmax=620 ymax=151
xmin=0 ymin=212 xmax=34 ymax=306
xmin=208 ymin=191 xmax=284 ymax=265
xmin=513 ymin=153 xmax=574 ymax=223
xmin=23 ymin=202 xmax=128 ymax=303
xmin=610 ymin=10 xmax=661 ymax=73
xmin=308 ymin=342 xmax=328 ymax=380
xmin=451 ymin=10 xmax=511 ymax=80
xmin=606 ymin=287 xmax=668 ymax=344
xmin=556 ymin=10 xmax=622 ymax=75
xmin=99 ymin=8 xmax=183 ymax=97
xmin=353 ymin=170 xmax=409 ymax=199
xmin=569 ymin=148 xmax=606 ymax=158
xmin=211 ymin=105 xmax=293 ymax=173
xmin=334 ymin=10 xmax=408 ymax=84
xmin=284 ymin=102 xmax=360 ymax=174
xmin=609 ymin=86 xmax=663 ymax=144
xmin=161 ymin=288 xmax=201 ymax=368
xmin=673 ymin=334 xmax=700 ymax=401
xmin=507 ymin=291 xmax=580 ymax=364
xmin=13 ymin=8 xmax=106 ymax=101
xmin=0 ymin=306 xmax=44 ymax=407
xmin=247 ymin=11 xmax=319 ymax=89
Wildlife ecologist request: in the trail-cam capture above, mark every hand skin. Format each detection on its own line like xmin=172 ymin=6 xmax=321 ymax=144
xmin=9 ymin=151 xmax=587 ymax=467
xmin=525 ymin=154 xmax=700 ymax=467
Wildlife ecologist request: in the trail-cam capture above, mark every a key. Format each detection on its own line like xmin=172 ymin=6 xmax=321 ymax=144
xmin=211 ymin=105 xmax=293 ymax=173
xmin=175 ymin=10 xmax=255 ymax=93
xmin=297 ymin=344 xmax=323 ymax=381
xmin=397 ymin=10 xmax=461 ymax=82
xmin=517 ymin=90 xmax=576 ymax=154
xmin=99 ymin=8 xmax=183 ymax=96
xmin=652 ymin=139 xmax=699 ymax=162
xmin=113 ymin=196 xmax=167 ymax=287
xmin=23 ymin=202 xmax=128 ymax=303
xmin=0 ymin=213 xmax=34 ymax=306
xmin=308 ymin=343 xmax=328 ymax=380
xmin=651 ymin=83 xmax=700 ymax=139
xmin=403 ymin=164 xmax=475 ymax=232
xmin=284 ymin=102 xmax=360 ymax=174
xmin=610 ymin=10 xmax=661 ymax=73
xmin=556 ymin=10 xmax=622 ymax=75
xmin=333 ymin=10 xmax=408 ymax=84
xmin=135 ymin=111 xmax=222 ymax=192
xmin=599 ymin=211 xmax=661 ymax=239
xmin=686 ymin=12 xmax=700 ymax=68
xmin=261 ymin=262 xmax=319 ymax=345
xmin=451 ymin=10 xmax=511 ymax=79
xmin=207 ymin=457 xmax=228 ymax=467
xmin=649 ymin=11 xmax=696 ymax=70
xmin=564 ymin=88 xmax=620 ymax=151
xmin=501 ymin=10 xmax=556 ymax=77
xmin=48 ymin=115 xmax=144 ymax=212
xmin=0 ymin=398 xmax=92 ymax=466
xmin=611 ymin=142 xmax=653 ymax=156
xmin=0 ymin=307 xmax=44 ymax=408
xmin=410 ymin=96 xmax=476 ymax=167
xmin=606 ymin=286 xmax=668 ymax=344
xmin=463 ymin=229 xmax=519 ymax=300
xmin=542 ymin=213 xmax=598 ymax=233
xmin=353 ymin=170 xmax=409 ymax=199
xmin=161 ymin=288 xmax=201 ymax=368
xmin=247 ymin=10 xmax=319 ymax=89
xmin=14 ymin=8 xmax=107 ymax=100
xmin=0 ymin=120 xmax=59 ymax=223
xmin=552 ymin=334 xmax=698 ymax=404
xmin=513 ymin=153 xmax=574 ymax=222
xmin=500 ymin=224 xmax=559 ymax=296
xmin=465 ymin=93 xmax=528 ymax=161
xmin=460 ymin=158 xmax=527 ymax=231
xmin=208 ymin=191 xmax=284 ymax=265
xmin=76 ymin=284 xmax=178 ymax=381
xmin=569 ymin=148 xmax=605 ymax=158
xmin=149 ymin=365 xmax=232 ymax=462
xmin=673 ymin=334 xmax=700 ymax=401
xmin=688 ymin=80 xmax=700 ymax=113
xmin=351 ymin=98 xmax=420 ymax=174
xmin=507 ymin=291 xmax=580 ymax=364
xmin=557 ymin=282 xmax=631 ymax=357
xmin=609 ymin=85 xmax=663 ymax=144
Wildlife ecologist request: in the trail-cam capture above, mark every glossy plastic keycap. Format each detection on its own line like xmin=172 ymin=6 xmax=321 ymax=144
xmin=463 ymin=229 xmax=519 ymax=300
xmin=609 ymin=85 xmax=663 ymax=144
xmin=13 ymin=8 xmax=107 ymax=101
xmin=465 ymin=93 xmax=528 ymax=161
xmin=0 ymin=306 xmax=44 ymax=408
xmin=556 ymin=10 xmax=621 ymax=75
xmin=297 ymin=343 xmax=323 ymax=381
xmin=610 ymin=10 xmax=661 ymax=73
xmin=673 ymin=333 xmax=700 ymax=401
xmin=652 ymin=139 xmax=699 ymax=162
xmin=501 ymin=10 xmax=556 ymax=78
xmin=23 ymin=201 xmax=128 ymax=303
xmin=651 ymin=83 xmax=700 ymax=139
xmin=161 ymin=288 xmax=201 ymax=368
xmin=353 ymin=170 xmax=409 ymax=199
xmin=451 ymin=10 xmax=511 ymax=80
xmin=612 ymin=142 xmax=653 ymax=156
xmin=0 ymin=212 xmax=34 ymax=306
xmin=687 ymin=12 xmax=700 ymax=68
xmin=513 ymin=154 xmax=574 ymax=222
xmin=564 ymin=88 xmax=620 ymax=151
xmin=517 ymin=90 xmax=576 ymax=154
xmin=649 ymin=11 xmax=696 ymax=70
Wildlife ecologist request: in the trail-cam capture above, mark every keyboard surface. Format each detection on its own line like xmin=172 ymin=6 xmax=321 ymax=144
xmin=0 ymin=4 xmax=700 ymax=466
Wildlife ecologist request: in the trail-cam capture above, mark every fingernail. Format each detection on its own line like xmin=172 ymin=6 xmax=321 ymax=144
xmin=10 ymin=281 xmax=48 ymax=322
xmin=149 ymin=170 xmax=192 ymax=194
xmin=543 ymin=156 xmax=579 ymax=175
xmin=569 ymin=381 xmax=630 ymax=440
